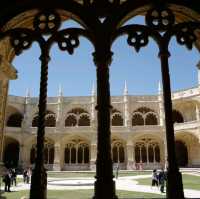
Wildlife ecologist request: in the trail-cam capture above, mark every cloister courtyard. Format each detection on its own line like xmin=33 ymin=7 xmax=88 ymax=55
xmin=1 ymin=170 xmax=200 ymax=199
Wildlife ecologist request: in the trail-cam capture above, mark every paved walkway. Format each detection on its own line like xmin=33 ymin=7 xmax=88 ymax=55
xmin=1 ymin=174 xmax=200 ymax=198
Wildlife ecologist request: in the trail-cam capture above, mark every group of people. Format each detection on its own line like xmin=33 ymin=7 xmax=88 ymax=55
xmin=151 ymin=168 xmax=167 ymax=193
xmin=2 ymin=168 xmax=17 ymax=192
xmin=2 ymin=167 xmax=32 ymax=192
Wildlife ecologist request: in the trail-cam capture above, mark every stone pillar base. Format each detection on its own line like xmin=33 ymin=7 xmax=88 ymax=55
xmin=90 ymin=161 xmax=96 ymax=171
xmin=0 ymin=161 xmax=6 ymax=175
xmin=52 ymin=163 xmax=61 ymax=171
xmin=127 ymin=161 xmax=135 ymax=170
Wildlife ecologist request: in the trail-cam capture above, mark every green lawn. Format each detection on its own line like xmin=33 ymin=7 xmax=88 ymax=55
xmin=136 ymin=174 xmax=200 ymax=190
xmin=1 ymin=189 xmax=165 ymax=199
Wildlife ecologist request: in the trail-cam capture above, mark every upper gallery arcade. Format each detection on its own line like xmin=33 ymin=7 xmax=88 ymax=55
xmin=3 ymin=81 xmax=200 ymax=171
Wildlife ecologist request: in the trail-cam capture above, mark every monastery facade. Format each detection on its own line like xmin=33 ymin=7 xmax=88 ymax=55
xmin=3 ymin=83 xmax=200 ymax=171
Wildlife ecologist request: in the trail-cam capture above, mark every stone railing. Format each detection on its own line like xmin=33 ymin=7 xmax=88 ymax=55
xmin=62 ymin=163 xmax=90 ymax=171
xmin=131 ymin=125 xmax=163 ymax=133
xmin=5 ymin=126 xmax=22 ymax=133
xmin=172 ymin=87 xmax=199 ymax=100
xmin=174 ymin=120 xmax=200 ymax=131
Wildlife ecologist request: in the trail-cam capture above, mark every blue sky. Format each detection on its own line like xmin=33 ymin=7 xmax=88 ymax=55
xmin=9 ymin=17 xmax=199 ymax=97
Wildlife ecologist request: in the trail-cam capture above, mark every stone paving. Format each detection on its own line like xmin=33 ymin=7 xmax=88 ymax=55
xmin=1 ymin=173 xmax=200 ymax=198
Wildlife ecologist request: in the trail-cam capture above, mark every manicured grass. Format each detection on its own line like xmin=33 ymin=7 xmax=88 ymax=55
xmin=136 ymin=174 xmax=200 ymax=190
xmin=1 ymin=189 xmax=165 ymax=199
xmin=181 ymin=174 xmax=200 ymax=190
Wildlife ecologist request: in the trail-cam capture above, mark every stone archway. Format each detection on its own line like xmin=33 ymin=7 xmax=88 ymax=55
xmin=175 ymin=140 xmax=188 ymax=167
xmin=3 ymin=136 xmax=19 ymax=168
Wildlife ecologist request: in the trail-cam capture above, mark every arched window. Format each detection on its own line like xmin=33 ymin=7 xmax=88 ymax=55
xmin=148 ymin=145 xmax=154 ymax=162
xmin=45 ymin=114 xmax=56 ymax=127
xmin=65 ymin=108 xmax=90 ymax=127
xmin=32 ymin=111 xmax=56 ymax=127
xmin=112 ymin=114 xmax=123 ymax=126
xmin=30 ymin=147 xmax=36 ymax=164
xmin=64 ymin=141 xmax=89 ymax=164
xmin=155 ymin=145 xmax=160 ymax=162
xmin=7 ymin=113 xmax=23 ymax=127
xmin=65 ymin=115 xmax=77 ymax=126
xmin=172 ymin=110 xmax=184 ymax=123
xmin=3 ymin=138 xmax=19 ymax=168
xmin=141 ymin=145 xmax=147 ymax=163
xmin=135 ymin=146 xmax=140 ymax=163
xmin=145 ymin=113 xmax=158 ymax=125
xmin=32 ymin=115 xmax=38 ymax=127
xmin=112 ymin=141 xmax=125 ymax=163
xmin=175 ymin=140 xmax=188 ymax=166
xmin=134 ymin=139 xmax=160 ymax=164
xmin=30 ymin=141 xmax=54 ymax=164
xmin=78 ymin=114 xmax=90 ymax=126
xmin=132 ymin=114 xmax=144 ymax=126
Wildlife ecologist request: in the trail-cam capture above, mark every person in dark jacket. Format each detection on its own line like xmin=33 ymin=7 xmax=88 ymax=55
xmin=159 ymin=168 xmax=166 ymax=193
xmin=3 ymin=170 xmax=11 ymax=192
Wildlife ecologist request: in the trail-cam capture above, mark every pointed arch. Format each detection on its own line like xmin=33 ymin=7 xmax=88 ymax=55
xmin=30 ymin=138 xmax=54 ymax=165
xmin=78 ymin=113 xmax=90 ymax=126
xmin=111 ymin=113 xmax=123 ymax=126
xmin=3 ymin=136 xmax=20 ymax=168
xmin=7 ymin=112 xmax=23 ymax=127
xmin=64 ymin=138 xmax=90 ymax=164
xmin=65 ymin=114 xmax=77 ymax=126
xmin=132 ymin=113 xmax=144 ymax=126
xmin=111 ymin=139 xmax=125 ymax=163
xmin=173 ymin=109 xmax=184 ymax=123
xmin=65 ymin=108 xmax=90 ymax=127
xmin=32 ymin=110 xmax=56 ymax=127
xmin=145 ymin=112 xmax=158 ymax=125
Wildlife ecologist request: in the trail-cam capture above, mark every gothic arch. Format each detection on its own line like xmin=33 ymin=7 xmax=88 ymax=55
xmin=175 ymin=140 xmax=188 ymax=167
xmin=145 ymin=112 xmax=158 ymax=125
xmin=134 ymin=137 xmax=161 ymax=164
xmin=65 ymin=114 xmax=77 ymax=127
xmin=7 ymin=112 xmax=23 ymax=127
xmin=78 ymin=113 xmax=90 ymax=126
xmin=132 ymin=113 xmax=144 ymax=126
xmin=32 ymin=110 xmax=56 ymax=127
xmin=0 ymin=2 xmax=199 ymax=198
xmin=30 ymin=138 xmax=54 ymax=165
xmin=111 ymin=138 xmax=125 ymax=163
xmin=172 ymin=109 xmax=184 ymax=123
xmin=64 ymin=138 xmax=90 ymax=165
xmin=111 ymin=112 xmax=123 ymax=126
xmin=65 ymin=108 xmax=90 ymax=127
xmin=3 ymin=136 xmax=19 ymax=168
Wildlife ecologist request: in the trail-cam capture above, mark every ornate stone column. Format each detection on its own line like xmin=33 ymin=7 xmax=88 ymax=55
xmin=126 ymin=141 xmax=134 ymax=170
xmin=21 ymin=88 xmax=31 ymax=130
xmin=123 ymin=81 xmax=130 ymax=127
xmin=90 ymin=142 xmax=97 ymax=170
xmin=53 ymin=141 xmax=61 ymax=171
xmin=91 ymin=83 xmax=96 ymax=128
xmin=158 ymin=81 xmax=164 ymax=126
xmin=196 ymin=104 xmax=200 ymax=121
xmin=159 ymin=49 xmax=184 ymax=198
xmin=0 ymin=57 xmax=17 ymax=174
xmin=56 ymin=85 xmax=63 ymax=129
xmin=93 ymin=40 xmax=117 ymax=199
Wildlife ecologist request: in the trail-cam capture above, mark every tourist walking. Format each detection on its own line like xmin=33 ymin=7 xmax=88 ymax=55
xmin=115 ymin=163 xmax=119 ymax=179
xmin=3 ymin=169 xmax=11 ymax=192
xmin=151 ymin=169 xmax=159 ymax=188
xmin=158 ymin=168 xmax=166 ymax=193
xmin=10 ymin=168 xmax=17 ymax=186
